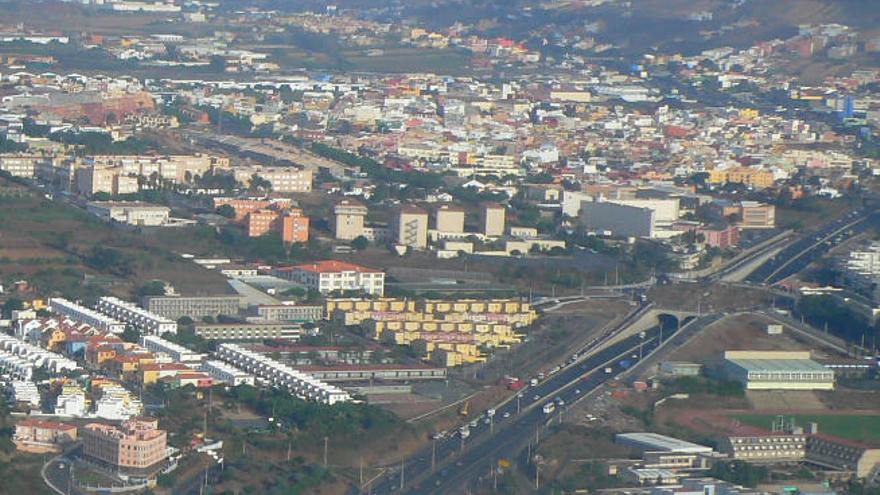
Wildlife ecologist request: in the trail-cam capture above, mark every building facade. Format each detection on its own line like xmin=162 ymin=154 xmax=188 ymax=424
xmin=81 ymin=418 xmax=167 ymax=473
xmin=274 ymin=260 xmax=385 ymax=296
xmin=142 ymin=296 xmax=243 ymax=320
xmin=394 ymin=206 xmax=429 ymax=249
xmin=333 ymin=199 xmax=368 ymax=240
xmin=86 ymin=201 xmax=171 ymax=226
xmin=193 ymin=322 xmax=301 ymax=341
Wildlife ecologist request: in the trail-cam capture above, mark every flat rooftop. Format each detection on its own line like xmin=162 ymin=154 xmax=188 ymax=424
xmin=616 ymin=432 xmax=713 ymax=454
xmin=727 ymin=358 xmax=830 ymax=374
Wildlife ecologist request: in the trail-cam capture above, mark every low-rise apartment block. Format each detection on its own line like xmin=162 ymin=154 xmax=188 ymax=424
xmin=142 ymin=295 xmax=243 ymax=320
xmin=193 ymin=322 xmax=301 ymax=341
xmin=252 ymin=304 xmax=323 ymax=323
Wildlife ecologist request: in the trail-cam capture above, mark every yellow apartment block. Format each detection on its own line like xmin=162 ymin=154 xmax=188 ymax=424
xmin=430 ymin=348 xmax=485 ymax=366
xmin=708 ymin=167 xmax=775 ymax=189
xmin=324 ymin=298 xmax=417 ymax=315
xmin=328 ymin=297 xmax=537 ymax=326
xmin=418 ymin=299 xmax=535 ymax=317
xmin=367 ymin=319 xmax=519 ymax=342
xmin=332 ymin=308 xmax=536 ymax=327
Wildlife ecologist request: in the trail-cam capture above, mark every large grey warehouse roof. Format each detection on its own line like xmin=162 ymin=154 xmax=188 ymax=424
xmin=615 ymin=432 xmax=713 ymax=454
xmin=726 ymin=358 xmax=830 ymax=373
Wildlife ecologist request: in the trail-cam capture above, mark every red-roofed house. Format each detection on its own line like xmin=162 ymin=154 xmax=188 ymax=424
xmin=273 ymin=260 xmax=385 ymax=296
xmin=14 ymin=418 xmax=77 ymax=453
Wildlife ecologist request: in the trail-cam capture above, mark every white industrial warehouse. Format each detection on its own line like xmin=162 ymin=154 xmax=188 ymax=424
xmin=723 ymin=351 xmax=835 ymax=390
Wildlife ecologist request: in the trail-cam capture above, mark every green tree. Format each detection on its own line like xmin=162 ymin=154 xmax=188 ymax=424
xmin=215 ymin=204 xmax=236 ymax=218
xmin=1 ymin=298 xmax=24 ymax=318
xmin=138 ymin=280 xmax=166 ymax=297
xmin=351 ymin=236 xmax=369 ymax=250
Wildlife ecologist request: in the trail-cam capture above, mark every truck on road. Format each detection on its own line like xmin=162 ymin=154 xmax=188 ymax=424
xmin=542 ymin=402 xmax=556 ymax=414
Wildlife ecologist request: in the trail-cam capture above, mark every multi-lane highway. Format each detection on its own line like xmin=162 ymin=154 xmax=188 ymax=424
xmin=745 ymin=210 xmax=876 ymax=284
xmin=365 ymin=310 xmax=719 ymax=494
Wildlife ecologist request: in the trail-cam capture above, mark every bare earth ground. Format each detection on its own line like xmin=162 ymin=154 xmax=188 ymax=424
xmin=664 ymin=313 xmax=817 ymax=366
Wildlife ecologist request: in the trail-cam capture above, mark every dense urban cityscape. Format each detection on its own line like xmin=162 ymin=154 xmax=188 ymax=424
xmin=0 ymin=0 xmax=879 ymax=494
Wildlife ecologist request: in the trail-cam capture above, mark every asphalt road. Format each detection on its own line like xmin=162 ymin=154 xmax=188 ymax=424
xmin=43 ymin=457 xmax=86 ymax=495
xmin=365 ymin=311 xmax=714 ymax=495
xmin=745 ymin=210 xmax=875 ymax=284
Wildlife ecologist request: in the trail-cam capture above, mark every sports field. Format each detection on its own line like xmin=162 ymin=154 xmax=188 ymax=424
xmin=731 ymin=414 xmax=880 ymax=443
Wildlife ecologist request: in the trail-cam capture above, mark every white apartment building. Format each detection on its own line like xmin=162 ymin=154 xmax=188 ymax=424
xmin=86 ymin=202 xmax=171 ymax=227
xmin=97 ymin=297 xmax=178 ymax=335
xmin=140 ymin=336 xmax=205 ymax=364
xmin=274 ymin=260 xmax=385 ymax=296
xmin=7 ymin=381 xmax=40 ymax=407
xmin=49 ymin=298 xmax=126 ymax=334
xmin=216 ymin=344 xmax=350 ymax=405
xmin=200 ymin=360 xmax=255 ymax=386
xmin=846 ymin=242 xmax=880 ymax=279
xmin=0 ymin=154 xmax=50 ymax=178
xmin=233 ymin=166 xmax=313 ymax=193
xmin=54 ymin=386 xmax=88 ymax=417
xmin=93 ymin=385 xmax=143 ymax=421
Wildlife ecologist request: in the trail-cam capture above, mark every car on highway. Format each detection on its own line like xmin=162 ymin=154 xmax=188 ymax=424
xmin=502 ymin=412 xmax=511 ymax=419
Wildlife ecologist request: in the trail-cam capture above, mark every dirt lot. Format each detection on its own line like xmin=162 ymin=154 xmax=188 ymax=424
xmin=648 ymin=282 xmax=774 ymax=313
xmin=663 ymin=312 xmax=815 ymax=366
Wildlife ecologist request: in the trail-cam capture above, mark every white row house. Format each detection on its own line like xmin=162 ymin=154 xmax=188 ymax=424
xmin=200 ymin=360 xmax=255 ymax=386
xmin=216 ymin=344 xmax=350 ymax=405
xmin=140 ymin=336 xmax=206 ymax=364
xmin=96 ymin=297 xmax=178 ymax=335
xmin=49 ymin=298 xmax=126 ymax=334
xmin=0 ymin=349 xmax=34 ymax=380
xmin=0 ymin=334 xmax=78 ymax=373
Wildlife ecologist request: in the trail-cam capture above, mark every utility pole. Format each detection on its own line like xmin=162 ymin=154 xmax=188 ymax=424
xmin=535 ymin=464 xmax=540 ymax=490
xmin=517 ymin=394 xmax=521 ymax=414
xmin=431 ymin=438 xmax=437 ymax=472
xmin=323 ymin=436 xmax=329 ymax=468
xmin=359 ymin=457 xmax=364 ymax=491
xmin=399 ymin=457 xmax=405 ymax=491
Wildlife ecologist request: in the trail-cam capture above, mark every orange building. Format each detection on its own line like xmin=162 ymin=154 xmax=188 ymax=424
xmin=247 ymin=208 xmax=309 ymax=243
xmin=214 ymin=197 xmax=308 ymax=243
xmin=81 ymin=418 xmax=167 ymax=474
xmin=213 ymin=197 xmax=292 ymax=221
